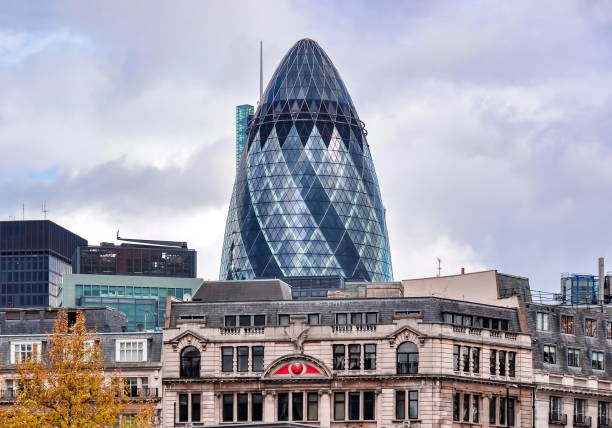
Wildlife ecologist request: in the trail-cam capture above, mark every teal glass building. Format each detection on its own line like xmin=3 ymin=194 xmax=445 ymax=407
xmin=62 ymin=274 xmax=203 ymax=331
xmin=236 ymin=104 xmax=255 ymax=169
xmin=220 ymin=39 xmax=393 ymax=284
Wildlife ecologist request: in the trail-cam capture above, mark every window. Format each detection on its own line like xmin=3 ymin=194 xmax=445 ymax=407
xmin=575 ymin=398 xmax=586 ymax=424
xmin=253 ymin=314 xmax=265 ymax=326
xmin=116 ymin=340 xmax=146 ymax=362
xmin=585 ymin=319 xmax=598 ymax=337
xmin=278 ymin=393 xmax=289 ymax=421
xmin=226 ymin=314 xmax=265 ymax=326
xmin=222 ymin=347 xmax=234 ymax=372
xmin=334 ymin=392 xmax=345 ymax=420
xmin=499 ymin=350 xmax=506 ymax=375
xmin=252 ymin=346 xmax=264 ymax=372
xmin=396 ymin=390 xmax=419 ymax=420
xmin=308 ymin=314 xmax=320 ymax=325
xmin=453 ymin=393 xmax=479 ymax=423
xmin=336 ymin=313 xmax=348 ymax=325
xmin=561 ymin=315 xmax=574 ymax=334
xmin=598 ymin=401 xmax=609 ymax=427
xmin=543 ymin=345 xmax=556 ymax=364
xmin=397 ymin=341 xmax=419 ymax=374
xmin=363 ymin=391 xmax=375 ymax=420
xmin=336 ymin=312 xmax=377 ymax=324
xmin=409 ymin=391 xmax=418 ymax=420
xmin=10 ymin=341 xmax=41 ymax=364
xmin=472 ymin=395 xmax=480 ymax=423
xmin=366 ymin=312 xmax=377 ymax=324
xmin=462 ymin=346 xmax=471 ymax=372
xmin=223 ymin=393 xmax=263 ymax=422
xmin=252 ymin=393 xmax=263 ymax=421
xmin=225 ymin=315 xmax=236 ymax=326
xmin=348 ymin=345 xmax=361 ymax=370
xmin=568 ymin=348 xmax=580 ymax=367
xmin=453 ymin=393 xmax=460 ymax=421
xmin=307 ymin=392 xmax=318 ymax=421
xmin=333 ymin=345 xmax=345 ymax=370
xmin=508 ymin=351 xmax=516 ymax=377
xmin=279 ymin=314 xmax=291 ymax=326
xmin=490 ymin=350 xmax=497 ymax=375
xmin=453 ymin=345 xmax=461 ymax=371
xmin=607 ymin=322 xmax=612 ymax=340
xmin=592 ymin=350 xmax=605 ymax=370
xmin=237 ymin=347 xmax=249 ymax=372
xmin=463 ymin=394 xmax=470 ymax=422
xmin=180 ymin=346 xmax=200 ymax=378
xmin=179 ymin=393 xmax=200 ymax=422
xmin=364 ymin=344 xmax=376 ymax=370
xmin=396 ymin=391 xmax=405 ymax=420
xmin=237 ymin=394 xmax=248 ymax=421
xmin=549 ymin=396 xmax=562 ymax=423
xmin=537 ymin=312 xmax=550 ymax=331
xmin=292 ymin=392 xmax=303 ymax=421
xmin=472 ymin=347 xmax=480 ymax=373
xmin=489 ymin=396 xmax=497 ymax=425
xmin=349 ymin=392 xmax=360 ymax=420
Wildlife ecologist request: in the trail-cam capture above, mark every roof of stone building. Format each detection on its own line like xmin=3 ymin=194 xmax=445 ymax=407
xmin=524 ymin=302 xmax=612 ymax=379
xmin=0 ymin=331 xmax=162 ymax=365
xmin=171 ymin=296 xmax=522 ymax=331
xmin=192 ymin=279 xmax=292 ymax=302
xmin=0 ymin=307 xmax=127 ymax=334
xmin=172 ymin=423 xmax=324 ymax=428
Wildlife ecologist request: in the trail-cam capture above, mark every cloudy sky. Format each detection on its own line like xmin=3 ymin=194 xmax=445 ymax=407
xmin=1 ymin=1 xmax=612 ymax=293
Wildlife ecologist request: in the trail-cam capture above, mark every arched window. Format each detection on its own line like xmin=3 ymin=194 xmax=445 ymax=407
xmin=180 ymin=346 xmax=201 ymax=378
xmin=397 ymin=341 xmax=419 ymax=374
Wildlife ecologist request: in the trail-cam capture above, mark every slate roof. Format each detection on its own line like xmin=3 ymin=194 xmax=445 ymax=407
xmin=192 ymin=280 xmax=292 ymax=302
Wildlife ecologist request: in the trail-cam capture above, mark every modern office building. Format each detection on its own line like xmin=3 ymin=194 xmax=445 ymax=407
xmin=236 ymin=104 xmax=254 ymax=169
xmin=0 ymin=220 xmax=87 ymax=307
xmin=61 ymin=274 xmax=203 ymax=331
xmin=73 ymin=237 xmax=196 ymax=278
xmin=220 ymin=38 xmax=393 ymax=285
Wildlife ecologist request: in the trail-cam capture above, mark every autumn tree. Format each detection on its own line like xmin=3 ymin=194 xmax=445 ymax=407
xmin=0 ymin=309 xmax=155 ymax=428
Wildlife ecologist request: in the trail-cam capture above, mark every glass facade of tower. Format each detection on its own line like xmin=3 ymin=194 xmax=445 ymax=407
xmin=236 ymin=104 xmax=254 ymax=169
xmin=220 ymin=39 xmax=392 ymax=282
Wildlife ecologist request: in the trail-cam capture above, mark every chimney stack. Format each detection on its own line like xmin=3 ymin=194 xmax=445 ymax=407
xmin=599 ymin=257 xmax=605 ymax=305
xmin=460 ymin=267 xmax=465 ymax=275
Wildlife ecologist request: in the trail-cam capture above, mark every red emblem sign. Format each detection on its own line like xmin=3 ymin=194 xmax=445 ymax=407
xmin=273 ymin=362 xmax=321 ymax=376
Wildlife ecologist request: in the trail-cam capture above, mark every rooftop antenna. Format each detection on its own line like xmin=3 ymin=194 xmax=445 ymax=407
xmin=436 ymin=257 xmax=442 ymax=277
xmin=41 ymin=201 xmax=49 ymax=220
xmin=259 ymin=40 xmax=263 ymax=103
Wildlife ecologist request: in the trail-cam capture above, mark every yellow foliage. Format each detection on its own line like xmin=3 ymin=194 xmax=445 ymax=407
xmin=0 ymin=309 xmax=156 ymax=428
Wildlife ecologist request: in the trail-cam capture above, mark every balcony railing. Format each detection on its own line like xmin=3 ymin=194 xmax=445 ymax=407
xmin=332 ymin=324 xmax=377 ymax=333
xmin=504 ymin=332 xmax=518 ymax=340
xmin=549 ymin=412 xmax=567 ymax=425
xmin=0 ymin=389 xmax=16 ymax=402
xmin=574 ymin=415 xmax=592 ymax=427
xmin=396 ymin=362 xmax=419 ymax=374
xmin=126 ymin=387 xmax=159 ymax=400
xmin=219 ymin=326 xmax=265 ymax=335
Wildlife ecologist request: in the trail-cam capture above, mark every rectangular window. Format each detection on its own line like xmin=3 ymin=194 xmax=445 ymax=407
xmin=586 ymin=319 xmax=597 ymax=337
xmin=222 ymin=394 xmax=233 ymax=422
xmin=508 ymin=397 xmax=515 ymax=426
xmin=472 ymin=347 xmax=480 ymax=373
xmin=222 ymin=347 xmax=234 ymax=372
xmin=598 ymin=401 xmax=609 ymax=427
xmin=364 ymin=344 xmax=376 ymax=370
xmin=10 ymin=342 xmax=40 ymax=364
xmin=453 ymin=393 xmax=460 ymax=421
xmin=333 ymin=345 xmax=345 ymax=370
xmin=499 ymin=397 xmax=506 ymax=426
xmin=252 ymin=346 xmax=264 ymax=372
xmin=278 ymin=393 xmax=289 ymax=421
xmin=607 ymin=322 xmax=612 ymax=340
xmin=253 ymin=314 xmax=266 ymax=326
xmin=237 ymin=346 xmax=249 ymax=372
xmin=568 ymin=348 xmax=580 ymax=367
xmin=307 ymin=392 xmax=318 ymax=421
xmin=453 ymin=345 xmax=461 ymax=371
xmin=489 ymin=396 xmax=497 ymax=425
xmin=409 ymin=391 xmax=418 ymax=420
xmin=279 ymin=314 xmax=291 ymax=326
xmin=116 ymin=340 xmax=146 ymax=362
xmin=334 ymin=392 xmax=345 ymax=420
xmin=463 ymin=393 xmax=470 ymax=422
xmin=472 ymin=395 xmax=480 ymax=423
xmin=350 ymin=313 xmax=363 ymax=324
xmin=575 ymin=398 xmax=586 ymax=424
xmin=308 ymin=314 xmax=320 ymax=325
xmin=292 ymin=392 xmax=304 ymax=421
xmin=225 ymin=315 xmax=236 ymax=326
xmin=348 ymin=344 xmax=361 ymax=370
xmin=395 ymin=391 xmax=405 ymax=420
xmin=252 ymin=393 xmax=263 ymax=422
xmin=490 ymin=350 xmax=497 ymax=375
xmin=366 ymin=312 xmax=378 ymax=324
xmin=236 ymin=393 xmax=248 ymax=421
xmin=336 ymin=313 xmax=348 ymax=325
xmin=179 ymin=393 xmax=189 ymax=422
xmin=499 ymin=350 xmax=506 ymax=375
xmin=462 ymin=346 xmax=471 ymax=372
xmin=191 ymin=393 xmax=201 ymax=422
xmin=363 ymin=391 xmax=375 ymax=420
xmin=536 ymin=312 xmax=549 ymax=331
xmin=348 ymin=392 xmax=360 ymax=420
xmin=543 ymin=345 xmax=556 ymax=364
xmin=549 ymin=396 xmax=562 ymax=423
xmin=561 ymin=315 xmax=574 ymax=334
xmin=239 ymin=315 xmax=251 ymax=326
xmin=508 ymin=351 xmax=516 ymax=377
xmin=592 ymin=350 xmax=605 ymax=370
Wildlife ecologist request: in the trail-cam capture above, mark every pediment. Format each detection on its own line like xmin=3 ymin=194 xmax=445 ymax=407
xmin=164 ymin=330 xmax=209 ymax=350
xmin=263 ymin=353 xmax=331 ymax=379
xmin=387 ymin=325 xmax=425 ymax=347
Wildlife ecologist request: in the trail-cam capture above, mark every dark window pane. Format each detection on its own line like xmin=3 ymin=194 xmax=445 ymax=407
xmin=293 ymin=392 xmax=304 ymax=421
xmin=463 ymin=394 xmax=470 ymax=421
xmin=179 ymin=393 xmax=189 ymax=422
xmin=223 ymin=394 xmax=234 ymax=422
xmin=308 ymin=314 xmax=320 ymax=325
xmin=180 ymin=346 xmax=200 ymax=378
xmin=253 ymin=314 xmax=266 ymax=326
xmin=307 ymin=392 xmax=318 ymax=421
xmin=349 ymin=392 xmax=360 ymax=420
xmin=279 ymin=314 xmax=291 ymax=326
xmin=252 ymin=393 xmax=263 ymax=421
xmin=237 ymin=393 xmax=248 ymax=421
xmin=334 ymin=392 xmax=345 ymax=420
xmin=453 ymin=393 xmax=460 ymax=421
xmin=409 ymin=391 xmax=418 ymax=419
xmin=333 ymin=344 xmax=345 ymax=370
xmin=489 ymin=397 xmax=496 ymax=424
xmin=222 ymin=347 xmax=234 ymax=372
xmin=349 ymin=344 xmax=361 ymax=370
xmin=364 ymin=344 xmax=376 ymax=370
xmin=396 ymin=391 xmax=406 ymax=420
xmin=191 ymin=393 xmax=201 ymax=422
xmin=225 ymin=315 xmax=236 ymax=326
xmin=237 ymin=346 xmax=249 ymax=372
xmin=252 ymin=346 xmax=264 ymax=372
xmin=363 ymin=391 xmax=375 ymax=420
xmin=239 ymin=315 xmax=251 ymax=326
xmin=278 ymin=393 xmax=289 ymax=421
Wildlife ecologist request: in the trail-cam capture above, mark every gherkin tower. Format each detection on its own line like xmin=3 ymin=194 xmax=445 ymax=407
xmin=220 ymin=39 xmax=393 ymax=282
